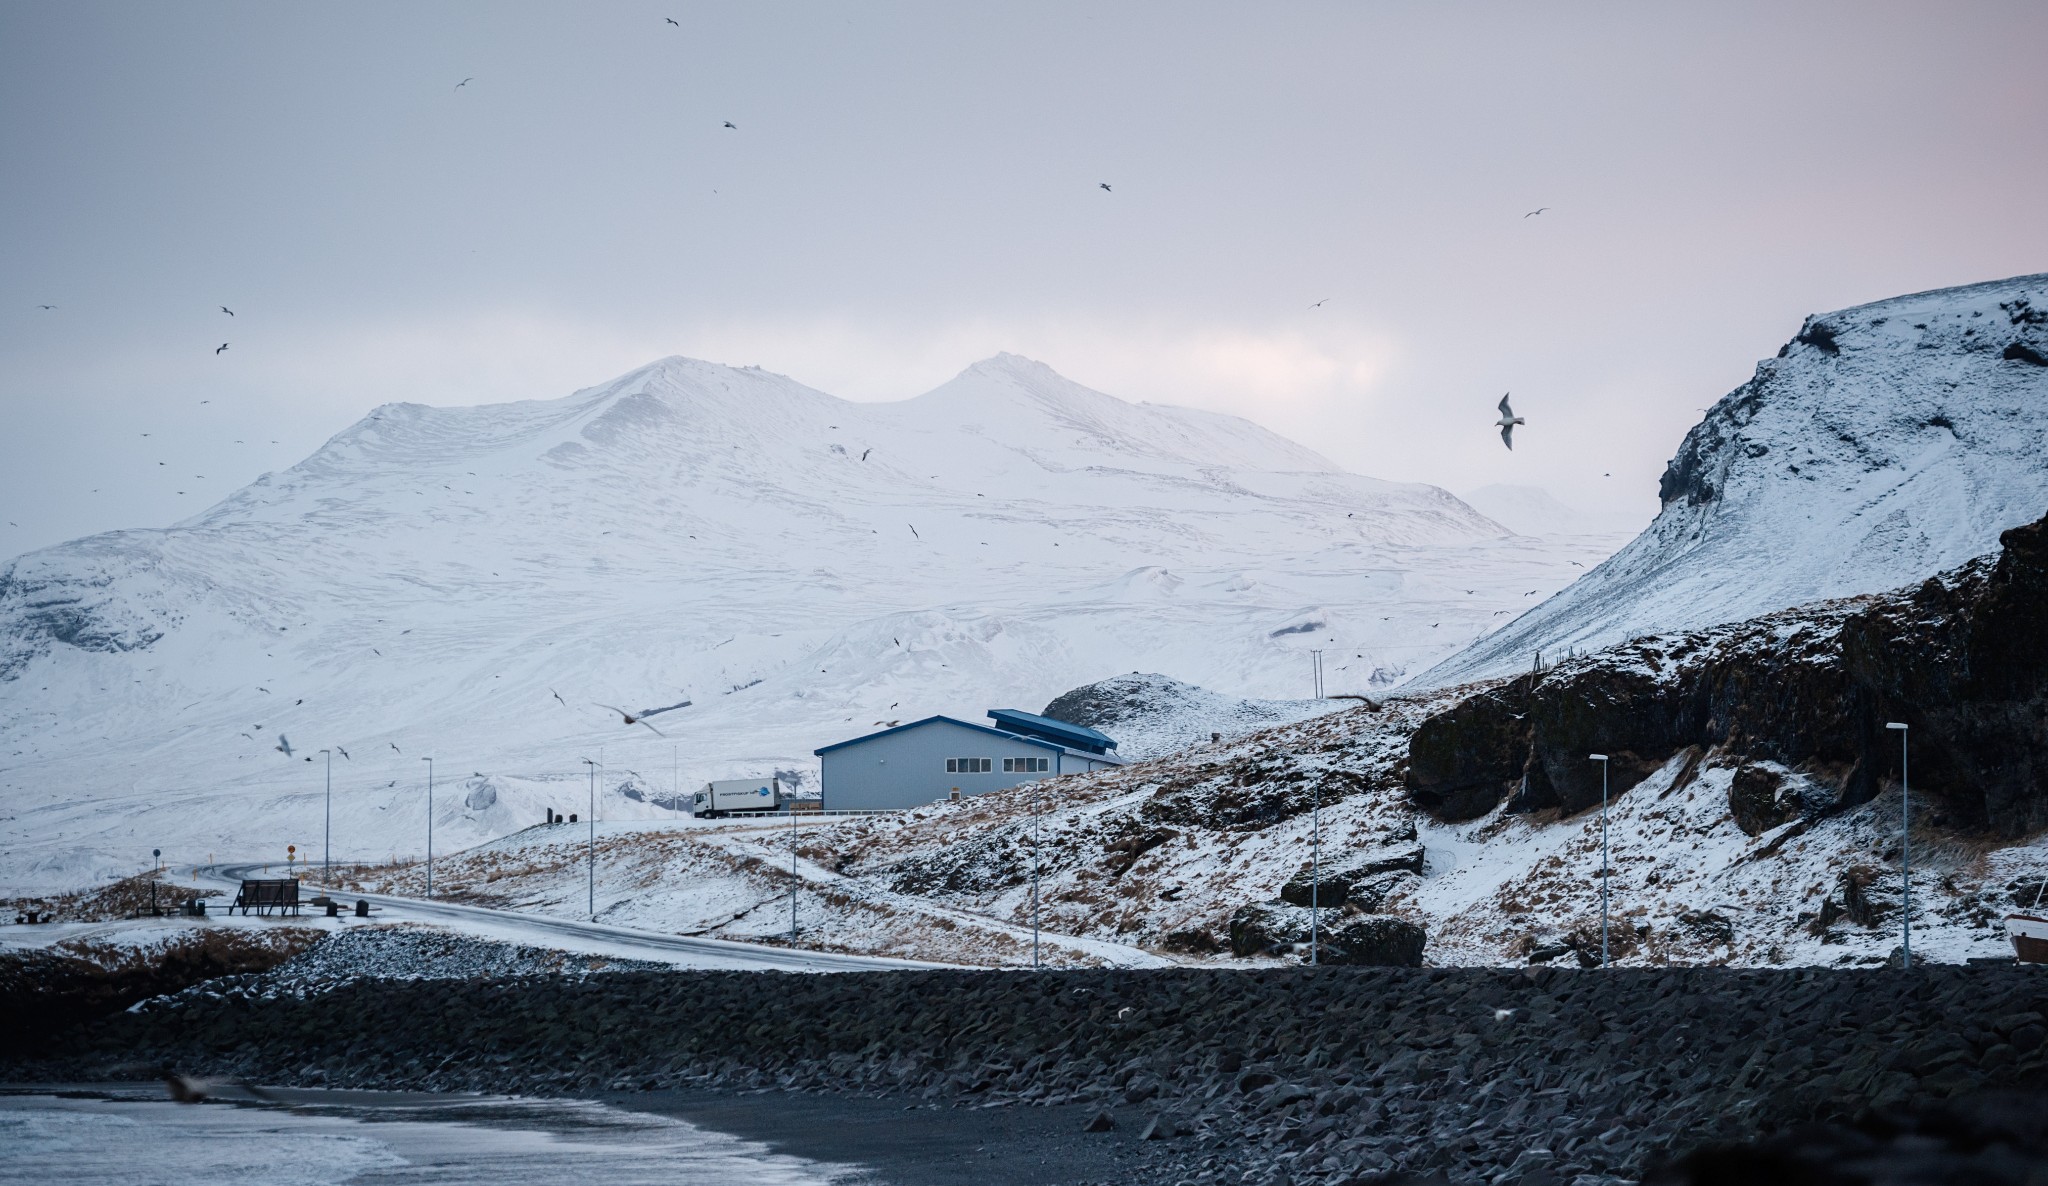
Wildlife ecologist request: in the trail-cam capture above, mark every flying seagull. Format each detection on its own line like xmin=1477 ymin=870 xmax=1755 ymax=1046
xmin=907 ymin=523 xmax=920 ymax=540
xmin=215 ymin=342 xmax=229 ymax=355
xmin=550 ymin=688 xmax=568 ymax=708
xmin=1495 ymin=394 xmax=1525 ymax=450
xmin=1098 ymin=182 xmax=1112 ymax=192
xmin=860 ymin=448 xmax=870 ymax=460
xmin=220 ymin=306 xmax=234 ymax=316
xmin=666 ymin=16 xmax=679 ymax=25
xmin=1309 ymin=298 xmax=1330 ymax=309
xmin=596 ymin=703 xmax=668 ymax=736
xmin=389 ymin=742 xmax=401 ymax=754
xmin=35 ymin=304 xmax=56 ymax=310
xmin=275 ymin=734 xmax=294 ymax=758
xmin=336 ymin=746 xmax=350 ymax=760
xmin=723 ymin=120 xmax=737 ymax=129
xmin=456 ymin=78 xmax=473 ymax=89
xmin=1524 ymin=207 xmax=1549 ymax=218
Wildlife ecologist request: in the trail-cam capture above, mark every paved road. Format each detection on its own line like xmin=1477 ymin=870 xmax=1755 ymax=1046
xmin=195 ymin=863 xmax=944 ymax=973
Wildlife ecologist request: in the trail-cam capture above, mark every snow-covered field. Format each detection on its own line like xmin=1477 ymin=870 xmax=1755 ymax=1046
xmin=0 ymin=353 xmax=1626 ymax=894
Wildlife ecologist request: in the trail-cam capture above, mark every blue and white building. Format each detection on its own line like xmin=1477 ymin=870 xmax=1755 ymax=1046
xmin=814 ymin=709 xmax=1123 ymax=811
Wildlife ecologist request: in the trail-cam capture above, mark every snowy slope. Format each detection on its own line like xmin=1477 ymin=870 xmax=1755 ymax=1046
xmin=1457 ymin=485 xmax=1648 ymax=538
xmin=1424 ymin=274 xmax=2048 ymax=687
xmin=0 ymin=354 xmax=1619 ymax=894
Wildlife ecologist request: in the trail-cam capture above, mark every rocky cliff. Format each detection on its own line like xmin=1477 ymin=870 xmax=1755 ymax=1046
xmin=1408 ymin=511 xmax=2048 ymax=837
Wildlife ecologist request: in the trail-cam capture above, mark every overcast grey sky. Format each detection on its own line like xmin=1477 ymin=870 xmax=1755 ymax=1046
xmin=3 ymin=2 xmax=2044 ymax=555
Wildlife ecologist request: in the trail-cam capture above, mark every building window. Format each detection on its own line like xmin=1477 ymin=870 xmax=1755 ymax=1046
xmin=1003 ymin=757 xmax=1051 ymax=772
xmin=946 ymin=758 xmax=992 ymax=773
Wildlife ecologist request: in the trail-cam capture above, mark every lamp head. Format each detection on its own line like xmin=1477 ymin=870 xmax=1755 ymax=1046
xmin=1588 ymin=753 xmax=1609 ymax=762
xmin=1885 ymin=722 xmax=1908 ymax=731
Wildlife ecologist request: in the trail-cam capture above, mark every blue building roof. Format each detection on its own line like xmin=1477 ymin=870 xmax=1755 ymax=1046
xmin=813 ymin=715 xmax=1067 ymax=757
xmin=986 ymin=708 xmax=1117 ymax=754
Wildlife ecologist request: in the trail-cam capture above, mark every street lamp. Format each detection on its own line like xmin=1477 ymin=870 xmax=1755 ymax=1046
xmin=420 ymin=757 xmax=433 ymax=898
xmin=581 ymin=758 xmax=598 ymax=918
xmin=1886 ymin=722 xmax=1911 ymax=968
xmin=1589 ymin=754 xmax=1610 ymax=967
xmin=1031 ymin=779 xmax=1042 ymax=970
xmin=319 ymin=749 xmax=331 ymax=883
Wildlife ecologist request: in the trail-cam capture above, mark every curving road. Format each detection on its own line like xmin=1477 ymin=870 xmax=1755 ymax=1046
xmin=194 ymin=863 xmax=944 ymax=973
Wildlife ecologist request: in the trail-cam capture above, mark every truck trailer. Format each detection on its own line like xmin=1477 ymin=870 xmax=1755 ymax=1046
xmin=694 ymin=777 xmax=784 ymax=818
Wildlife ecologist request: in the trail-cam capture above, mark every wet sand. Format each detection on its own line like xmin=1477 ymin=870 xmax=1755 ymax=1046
xmin=612 ymin=1089 xmax=1160 ymax=1186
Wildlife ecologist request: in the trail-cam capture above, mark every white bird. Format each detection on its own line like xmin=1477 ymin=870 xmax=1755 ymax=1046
xmin=1495 ymin=393 xmax=1525 ymax=450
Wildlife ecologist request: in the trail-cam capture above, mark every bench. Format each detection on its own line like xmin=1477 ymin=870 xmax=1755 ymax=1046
xmin=231 ymin=878 xmax=301 ymax=916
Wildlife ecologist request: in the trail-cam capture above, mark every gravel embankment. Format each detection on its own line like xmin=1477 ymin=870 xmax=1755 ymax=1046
xmin=13 ymin=965 xmax=2048 ymax=1185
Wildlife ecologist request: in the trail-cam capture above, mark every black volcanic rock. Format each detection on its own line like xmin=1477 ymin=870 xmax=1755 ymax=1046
xmin=1406 ymin=512 xmax=2048 ymax=836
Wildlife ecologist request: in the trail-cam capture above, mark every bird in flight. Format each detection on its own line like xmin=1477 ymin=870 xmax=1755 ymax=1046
xmin=1495 ymin=394 xmax=1525 ymax=450
xmin=596 ymin=703 xmax=668 ymax=736
xmin=550 ymin=688 xmax=568 ymax=708
xmin=861 ymin=448 xmax=871 ymax=460
xmin=35 ymin=304 xmax=56 ymax=310
xmin=336 ymin=746 xmax=350 ymax=760
xmin=215 ymin=342 xmax=229 ymax=355
xmin=456 ymin=78 xmax=473 ymax=90
xmin=1098 ymin=182 xmax=1112 ymax=192
xmin=1524 ymin=207 xmax=1549 ymax=218
xmin=220 ymin=306 xmax=234 ymax=316
xmin=275 ymin=734 xmax=294 ymax=758
xmin=907 ymin=523 xmax=920 ymax=540
xmin=1570 ymin=560 xmax=1584 ymax=567
xmin=389 ymin=742 xmax=401 ymax=753
xmin=666 ymin=16 xmax=679 ymax=25
xmin=723 ymin=120 xmax=737 ymax=129
xmin=1309 ymin=298 xmax=1329 ymax=309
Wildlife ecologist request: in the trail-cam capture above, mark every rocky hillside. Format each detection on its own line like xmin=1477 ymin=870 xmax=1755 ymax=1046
xmin=813 ymin=511 xmax=2048 ymax=970
xmin=1426 ymin=273 xmax=2048 ymax=686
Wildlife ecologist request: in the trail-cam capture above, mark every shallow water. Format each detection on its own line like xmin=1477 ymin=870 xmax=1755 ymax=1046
xmin=0 ymin=1087 xmax=856 ymax=1186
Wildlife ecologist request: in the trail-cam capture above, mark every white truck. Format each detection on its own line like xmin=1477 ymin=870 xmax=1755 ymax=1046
xmin=694 ymin=777 xmax=784 ymax=818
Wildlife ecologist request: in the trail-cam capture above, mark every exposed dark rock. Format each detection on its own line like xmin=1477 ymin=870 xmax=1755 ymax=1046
xmin=1406 ymin=512 xmax=2048 ymax=836
xmin=1317 ymin=915 xmax=1427 ymax=967
xmin=1727 ymin=765 xmax=1789 ymax=835
xmin=2004 ymin=340 xmax=2048 ymax=366
xmin=1279 ymin=845 xmax=1425 ymax=907
xmin=1082 ymin=1109 xmax=1116 ymax=1132
xmin=1228 ymin=901 xmax=1311 ymax=956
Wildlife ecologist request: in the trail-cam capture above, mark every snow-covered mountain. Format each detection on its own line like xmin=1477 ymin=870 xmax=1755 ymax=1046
xmin=0 ymin=354 xmax=1617 ymax=893
xmin=1457 ymin=485 xmax=1648 ymax=538
xmin=1423 ymin=274 xmax=2048 ymax=687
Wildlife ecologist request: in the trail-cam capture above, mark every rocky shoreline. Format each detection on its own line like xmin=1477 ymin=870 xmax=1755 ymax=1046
xmin=12 ymin=963 xmax=2048 ymax=1184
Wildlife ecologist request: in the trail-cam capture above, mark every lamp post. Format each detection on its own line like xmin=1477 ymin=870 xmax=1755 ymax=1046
xmin=581 ymin=758 xmax=597 ymax=919
xmin=789 ymin=796 xmax=799 ymax=945
xmin=1031 ymin=779 xmax=1042 ymax=970
xmin=1589 ymin=754 xmax=1610 ymax=967
xmin=1886 ymin=722 xmax=1911 ymax=968
xmin=319 ymin=749 xmax=331 ymax=883
xmin=419 ymin=757 xmax=433 ymax=898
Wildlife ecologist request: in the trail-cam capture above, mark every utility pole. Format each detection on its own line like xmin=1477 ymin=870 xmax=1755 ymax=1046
xmin=1310 ymin=649 xmax=1324 ymax=699
xmin=582 ymin=758 xmax=597 ymax=919
xmin=1589 ymin=754 xmax=1610 ymax=966
xmin=320 ymin=748 xmax=331 ymax=883
xmin=420 ymin=757 xmax=434 ymax=899
xmin=1886 ymin=722 xmax=1911 ymax=968
xmin=789 ymin=800 xmax=799 ymax=945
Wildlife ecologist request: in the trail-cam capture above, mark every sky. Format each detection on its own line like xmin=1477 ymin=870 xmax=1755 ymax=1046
xmin=2 ymin=1 xmax=2045 ymax=556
